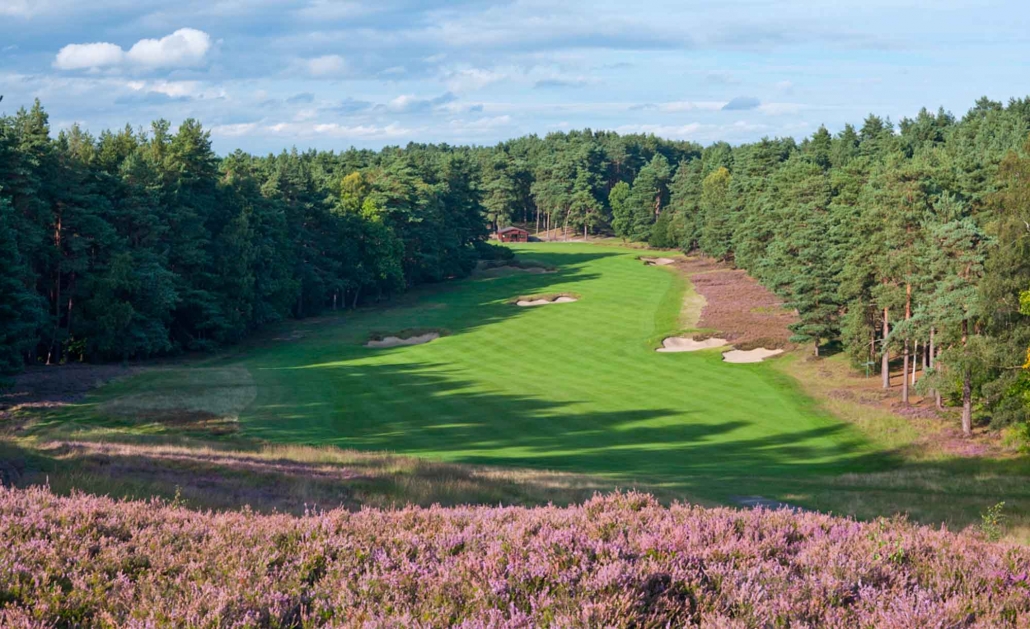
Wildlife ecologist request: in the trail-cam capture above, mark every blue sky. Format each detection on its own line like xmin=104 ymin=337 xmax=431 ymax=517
xmin=1 ymin=0 xmax=1027 ymax=153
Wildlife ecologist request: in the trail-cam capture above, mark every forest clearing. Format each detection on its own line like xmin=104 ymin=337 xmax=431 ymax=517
xmin=5 ymin=243 xmax=1029 ymax=540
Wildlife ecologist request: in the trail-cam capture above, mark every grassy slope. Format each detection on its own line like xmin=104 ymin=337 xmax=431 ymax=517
xmin=13 ymin=243 xmax=1030 ymax=535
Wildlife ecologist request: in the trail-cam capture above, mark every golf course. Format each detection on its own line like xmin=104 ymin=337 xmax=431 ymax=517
xmin=24 ymin=241 xmax=1030 ymax=524
xmin=234 ymin=243 xmax=881 ymax=480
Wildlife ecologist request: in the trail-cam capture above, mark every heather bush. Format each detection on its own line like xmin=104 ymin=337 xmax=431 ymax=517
xmin=2 ymin=486 xmax=1030 ymax=627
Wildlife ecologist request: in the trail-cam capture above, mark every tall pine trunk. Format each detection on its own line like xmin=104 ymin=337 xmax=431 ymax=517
xmin=961 ymin=319 xmax=972 ymax=436
xmin=881 ymin=307 xmax=890 ymax=389
xmin=901 ymin=284 xmax=911 ymax=404
xmin=46 ymin=212 xmax=63 ymax=365
xmin=935 ymin=346 xmax=943 ymax=410
xmin=962 ymin=371 xmax=973 ymax=435
xmin=901 ymin=340 xmax=909 ymax=404
xmin=911 ymin=340 xmax=918 ymax=385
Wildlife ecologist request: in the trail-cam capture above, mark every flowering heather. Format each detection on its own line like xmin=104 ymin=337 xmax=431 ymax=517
xmin=2 ymin=487 xmax=1030 ymax=627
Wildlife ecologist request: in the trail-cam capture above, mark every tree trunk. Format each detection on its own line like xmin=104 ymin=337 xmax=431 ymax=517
xmin=562 ymin=205 xmax=571 ymax=241
xmin=929 ymin=327 xmax=935 ymax=368
xmin=962 ymin=369 xmax=973 ymax=436
xmin=911 ymin=340 xmax=918 ymax=385
xmin=535 ymin=207 xmax=540 ymax=235
xmin=881 ymin=307 xmax=890 ymax=389
xmin=901 ymin=283 xmax=911 ymax=403
xmin=960 ymin=319 xmax=971 ymax=435
xmin=351 ymin=286 xmax=361 ymax=309
xmin=46 ymin=213 xmax=63 ymax=366
xmin=934 ymin=346 xmax=943 ymax=410
xmin=901 ymin=340 xmax=910 ymax=404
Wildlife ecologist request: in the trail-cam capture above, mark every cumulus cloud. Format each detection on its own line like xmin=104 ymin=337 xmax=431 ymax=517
xmin=54 ymin=28 xmax=212 ymax=71
xmin=54 ymin=42 xmax=125 ymax=70
xmin=722 ymin=96 xmax=761 ymax=111
xmin=126 ymin=28 xmax=212 ymax=67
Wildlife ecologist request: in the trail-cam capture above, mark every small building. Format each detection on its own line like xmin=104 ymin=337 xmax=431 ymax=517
xmin=496 ymin=226 xmax=529 ymax=243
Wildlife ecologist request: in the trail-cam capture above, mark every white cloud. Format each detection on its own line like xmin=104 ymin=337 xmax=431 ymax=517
xmin=306 ymin=55 xmax=347 ymax=77
xmin=124 ymin=79 xmax=226 ymax=100
xmin=210 ymin=122 xmax=259 ymax=137
xmin=125 ymin=28 xmax=211 ymax=68
xmin=450 ymin=115 xmax=512 ymax=131
xmin=53 ymin=28 xmax=212 ymax=71
xmin=658 ymin=101 xmax=726 ymax=113
xmin=1 ymin=0 xmax=34 ymax=17
xmin=265 ymin=121 xmax=413 ymax=139
xmin=386 ymin=94 xmax=419 ymax=111
xmin=54 ymin=42 xmax=125 ymax=70
xmin=615 ymin=123 xmax=706 ymax=139
xmin=442 ymin=67 xmax=508 ymax=92
xmin=294 ymin=0 xmax=369 ymax=21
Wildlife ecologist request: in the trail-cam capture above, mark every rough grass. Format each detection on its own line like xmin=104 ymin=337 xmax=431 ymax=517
xmin=2 ymin=437 xmax=650 ymax=513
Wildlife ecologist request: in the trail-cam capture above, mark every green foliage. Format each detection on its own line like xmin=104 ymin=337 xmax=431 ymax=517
xmin=0 ymin=102 xmax=490 ymax=368
xmin=980 ymin=501 xmax=1006 ymax=542
xmin=0 ymin=195 xmax=44 ymax=372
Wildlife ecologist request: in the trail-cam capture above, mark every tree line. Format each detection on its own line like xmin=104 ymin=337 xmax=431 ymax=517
xmin=3 ymin=96 xmax=1030 ymax=437
xmin=0 ymin=101 xmax=488 ymax=370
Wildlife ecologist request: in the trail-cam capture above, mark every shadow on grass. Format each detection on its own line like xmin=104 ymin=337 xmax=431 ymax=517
xmin=243 ymin=359 xmax=898 ymax=483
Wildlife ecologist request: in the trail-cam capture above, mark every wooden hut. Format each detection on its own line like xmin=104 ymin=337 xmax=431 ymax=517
xmin=496 ymin=226 xmax=529 ymax=243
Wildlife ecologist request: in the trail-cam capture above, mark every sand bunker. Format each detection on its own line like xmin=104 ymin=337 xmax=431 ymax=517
xmin=722 ymin=348 xmax=784 ymax=363
xmin=366 ymin=333 xmax=440 ymax=348
xmin=641 ymin=257 xmax=676 ymax=266
xmin=656 ymin=337 xmax=729 ymax=353
xmin=516 ymin=296 xmax=578 ymax=307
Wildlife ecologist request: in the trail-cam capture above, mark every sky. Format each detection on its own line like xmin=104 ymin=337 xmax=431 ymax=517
xmin=1 ymin=0 xmax=1028 ymax=154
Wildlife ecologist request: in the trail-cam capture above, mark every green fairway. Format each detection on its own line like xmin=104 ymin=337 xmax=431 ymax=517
xmin=30 ymin=243 xmax=1030 ymax=525
xmin=193 ymin=243 xmax=892 ymax=492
